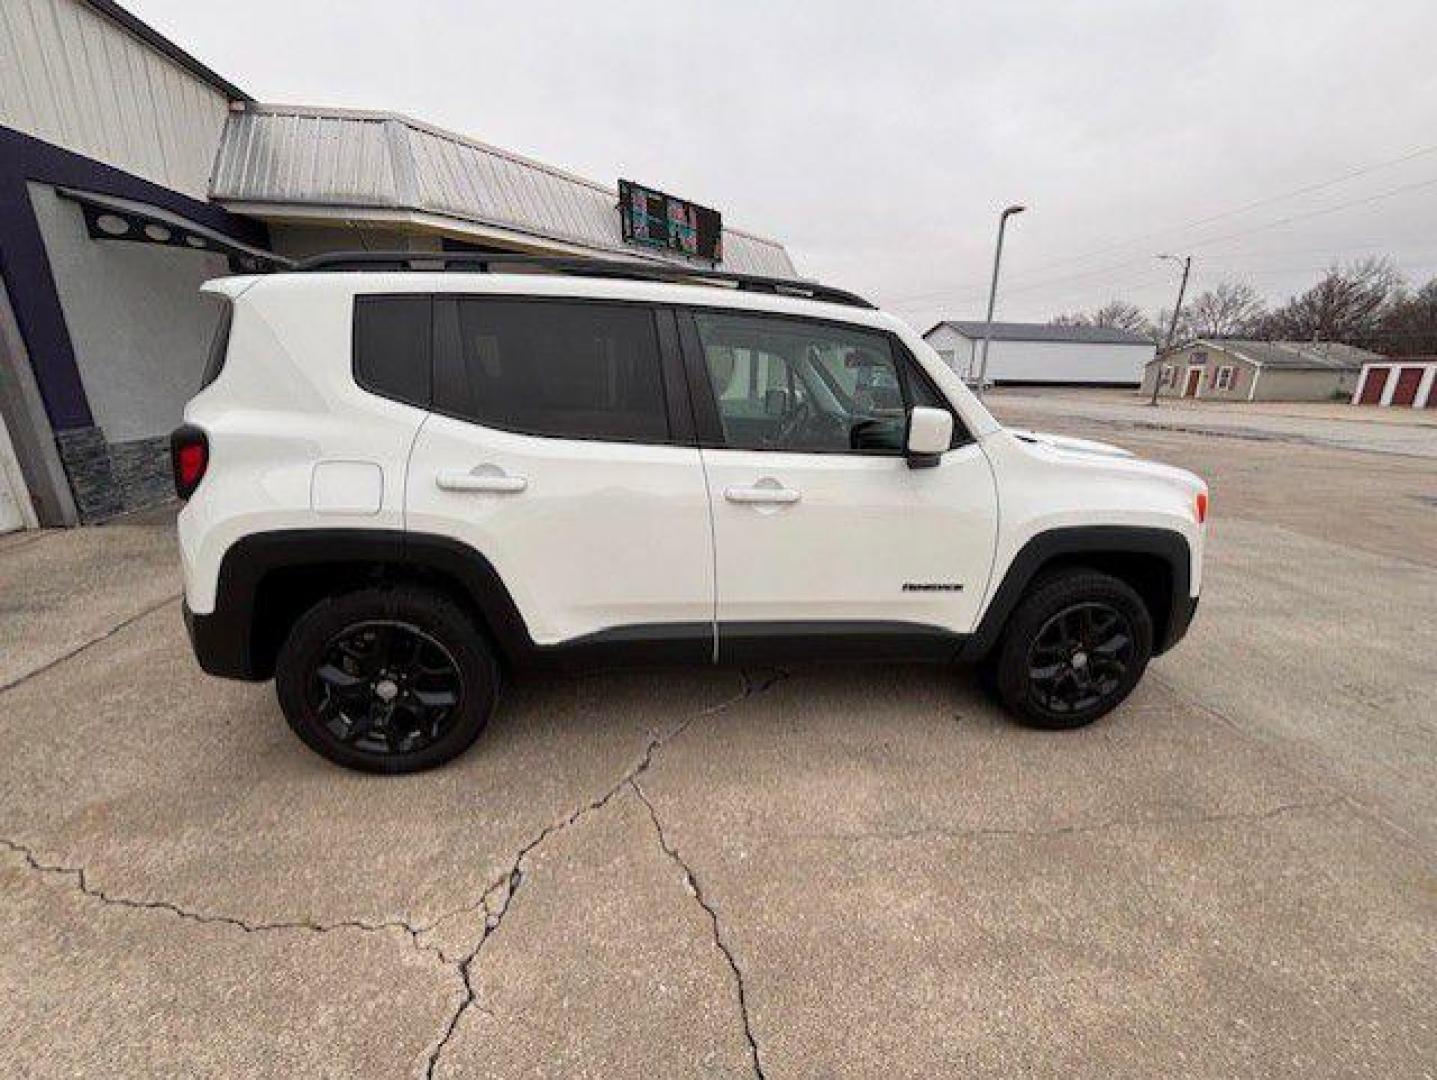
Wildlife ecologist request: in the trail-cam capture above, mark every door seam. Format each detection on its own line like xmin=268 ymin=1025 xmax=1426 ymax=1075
xmin=401 ymin=410 xmax=431 ymax=536
xmin=695 ymin=445 xmax=720 ymax=664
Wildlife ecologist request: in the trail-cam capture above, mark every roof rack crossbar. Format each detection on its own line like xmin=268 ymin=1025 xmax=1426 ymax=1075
xmin=290 ymin=251 xmax=875 ymax=309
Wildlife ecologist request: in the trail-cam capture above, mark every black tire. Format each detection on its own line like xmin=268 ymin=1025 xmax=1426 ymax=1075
xmin=274 ymin=586 xmax=499 ymax=773
xmin=993 ymin=569 xmax=1153 ymax=730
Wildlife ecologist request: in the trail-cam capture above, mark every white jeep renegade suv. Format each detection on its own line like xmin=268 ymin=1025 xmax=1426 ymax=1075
xmin=174 ymin=254 xmax=1205 ymax=773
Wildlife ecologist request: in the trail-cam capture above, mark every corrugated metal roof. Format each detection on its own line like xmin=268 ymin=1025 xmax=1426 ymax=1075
xmin=1160 ymin=339 xmax=1380 ymax=371
xmin=926 ymin=320 xmax=1154 ymax=346
xmin=210 ymin=105 xmax=797 ymax=278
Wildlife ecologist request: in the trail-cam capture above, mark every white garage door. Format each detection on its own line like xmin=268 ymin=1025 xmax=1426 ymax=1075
xmin=0 ymin=413 xmax=29 ymax=534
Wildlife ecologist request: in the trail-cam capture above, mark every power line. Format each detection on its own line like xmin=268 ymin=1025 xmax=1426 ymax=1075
xmin=1179 ymin=174 xmax=1437 ymax=253
xmin=885 ymin=250 xmax=1437 ymax=315
xmin=1002 ymin=141 xmax=1437 ymax=279
xmin=881 ymin=172 xmax=1437 ymax=308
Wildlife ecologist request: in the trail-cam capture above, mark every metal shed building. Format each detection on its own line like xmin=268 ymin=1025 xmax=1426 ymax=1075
xmin=0 ymin=0 xmax=797 ymax=531
xmin=922 ymin=321 xmax=1153 ymax=387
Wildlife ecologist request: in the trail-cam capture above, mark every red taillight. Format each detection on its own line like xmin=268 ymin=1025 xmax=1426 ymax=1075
xmin=1195 ymin=490 xmax=1209 ymax=524
xmin=170 ymin=425 xmax=208 ymax=498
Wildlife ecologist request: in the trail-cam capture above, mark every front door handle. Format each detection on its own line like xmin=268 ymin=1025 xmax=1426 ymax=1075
xmin=724 ymin=483 xmax=801 ymax=505
xmin=436 ymin=469 xmax=527 ymax=494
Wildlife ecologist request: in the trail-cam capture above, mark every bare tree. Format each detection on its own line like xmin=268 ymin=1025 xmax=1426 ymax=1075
xmin=1050 ymin=299 xmax=1155 ymax=338
xmin=1256 ymin=258 xmax=1402 ymax=344
xmin=1091 ymin=300 xmax=1153 ymax=335
xmin=1185 ymin=281 xmax=1266 ymax=337
xmin=1151 ymin=305 xmax=1193 ymax=346
xmin=1374 ymin=277 xmax=1437 ymax=356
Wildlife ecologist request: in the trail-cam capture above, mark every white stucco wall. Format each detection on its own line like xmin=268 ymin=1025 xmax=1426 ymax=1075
xmin=28 ymin=182 xmax=229 ymax=441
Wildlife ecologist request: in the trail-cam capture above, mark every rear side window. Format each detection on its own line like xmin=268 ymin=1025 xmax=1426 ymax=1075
xmin=433 ymin=298 xmax=669 ymax=443
xmin=198 ymin=301 xmax=233 ymax=391
xmin=353 ymin=295 xmax=432 ymax=407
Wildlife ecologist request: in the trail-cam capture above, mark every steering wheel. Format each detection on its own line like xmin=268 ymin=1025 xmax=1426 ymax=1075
xmin=808 ymin=411 xmax=850 ymax=446
xmin=771 ymin=400 xmax=811 ymax=448
xmin=775 ymin=404 xmax=851 ymax=449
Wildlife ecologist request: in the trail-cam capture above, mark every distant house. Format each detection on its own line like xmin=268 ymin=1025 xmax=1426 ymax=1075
xmin=923 ymin=321 xmax=1152 ymax=387
xmin=1140 ymin=340 xmax=1376 ymax=402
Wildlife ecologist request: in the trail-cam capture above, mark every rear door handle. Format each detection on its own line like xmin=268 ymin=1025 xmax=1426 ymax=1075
xmin=436 ymin=469 xmax=527 ymax=494
xmin=724 ymin=483 xmax=801 ymax=505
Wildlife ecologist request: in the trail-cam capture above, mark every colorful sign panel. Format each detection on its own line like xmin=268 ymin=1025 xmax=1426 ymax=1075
xmin=618 ymin=179 xmax=723 ymax=262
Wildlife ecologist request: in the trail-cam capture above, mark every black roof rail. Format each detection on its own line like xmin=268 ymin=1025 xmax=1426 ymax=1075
xmin=290 ymin=251 xmax=876 ymax=309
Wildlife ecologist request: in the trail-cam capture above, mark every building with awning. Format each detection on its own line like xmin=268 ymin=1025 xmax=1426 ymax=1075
xmin=0 ymin=0 xmax=796 ymax=528
xmin=208 ymin=105 xmax=793 ymax=276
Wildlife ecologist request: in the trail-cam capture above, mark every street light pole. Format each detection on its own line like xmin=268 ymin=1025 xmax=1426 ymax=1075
xmin=975 ymin=204 xmax=1026 ymax=393
xmin=1150 ymin=253 xmax=1192 ymax=406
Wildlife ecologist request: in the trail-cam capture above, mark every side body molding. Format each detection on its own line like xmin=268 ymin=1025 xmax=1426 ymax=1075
xmin=186 ymin=525 xmax=1196 ymax=682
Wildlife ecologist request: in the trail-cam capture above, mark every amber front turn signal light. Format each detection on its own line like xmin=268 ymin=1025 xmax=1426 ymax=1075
xmin=1195 ymin=491 xmax=1209 ymax=524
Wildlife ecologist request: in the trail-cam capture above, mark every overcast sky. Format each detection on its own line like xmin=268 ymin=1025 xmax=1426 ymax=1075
xmin=129 ymin=0 xmax=1437 ymax=331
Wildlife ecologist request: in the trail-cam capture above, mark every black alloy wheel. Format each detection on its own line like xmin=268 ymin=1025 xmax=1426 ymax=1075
xmin=992 ymin=569 xmax=1153 ymax=730
xmin=275 ymin=586 xmax=499 ymax=773
xmin=311 ymin=621 xmax=464 ymax=756
xmin=1025 ymin=602 xmax=1135 ymax=715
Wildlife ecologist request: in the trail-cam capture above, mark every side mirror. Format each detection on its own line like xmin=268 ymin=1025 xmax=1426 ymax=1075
xmin=764 ymin=387 xmax=790 ymax=417
xmin=906 ymin=406 xmax=952 ymax=469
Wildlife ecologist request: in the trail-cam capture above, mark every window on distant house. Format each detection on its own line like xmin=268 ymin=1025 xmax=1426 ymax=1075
xmin=1214 ymin=365 xmax=1236 ymax=391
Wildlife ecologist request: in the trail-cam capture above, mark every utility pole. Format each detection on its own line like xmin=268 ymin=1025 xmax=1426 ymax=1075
xmin=1150 ymin=253 xmax=1191 ymax=406
xmin=975 ymin=205 xmax=1026 ymax=393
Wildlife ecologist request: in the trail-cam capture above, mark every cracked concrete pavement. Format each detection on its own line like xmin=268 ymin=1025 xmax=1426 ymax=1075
xmin=2 ymin=405 xmax=1435 ymax=1077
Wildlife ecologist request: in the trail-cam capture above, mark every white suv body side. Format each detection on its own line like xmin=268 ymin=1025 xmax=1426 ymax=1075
xmin=175 ymin=267 xmax=1204 ymax=770
xmin=182 ymin=272 xmax=1200 ymax=636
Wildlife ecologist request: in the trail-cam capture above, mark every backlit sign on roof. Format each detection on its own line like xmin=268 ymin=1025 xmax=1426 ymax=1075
xmin=618 ymin=179 xmax=723 ymax=263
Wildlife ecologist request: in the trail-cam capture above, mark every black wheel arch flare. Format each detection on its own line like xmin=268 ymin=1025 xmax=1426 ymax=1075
xmin=961 ymin=525 xmax=1195 ymax=661
xmin=186 ymin=529 xmax=536 ymax=681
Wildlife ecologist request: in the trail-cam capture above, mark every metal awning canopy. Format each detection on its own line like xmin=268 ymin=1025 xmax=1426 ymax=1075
xmin=56 ymin=188 xmax=291 ymax=270
xmin=207 ymin=105 xmax=798 ymax=279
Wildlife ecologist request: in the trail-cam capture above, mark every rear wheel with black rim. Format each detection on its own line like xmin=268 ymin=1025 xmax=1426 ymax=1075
xmin=275 ymin=587 xmax=499 ymax=773
xmin=993 ymin=570 xmax=1152 ymax=730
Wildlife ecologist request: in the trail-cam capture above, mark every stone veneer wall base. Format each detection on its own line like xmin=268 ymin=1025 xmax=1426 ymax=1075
xmin=54 ymin=426 xmax=174 ymax=523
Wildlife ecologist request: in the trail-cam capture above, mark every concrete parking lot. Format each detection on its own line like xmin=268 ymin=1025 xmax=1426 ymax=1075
xmin=2 ymin=397 xmax=1434 ymax=1078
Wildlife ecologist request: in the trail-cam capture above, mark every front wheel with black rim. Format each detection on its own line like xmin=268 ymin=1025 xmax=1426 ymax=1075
xmin=275 ymin=586 xmax=499 ymax=773
xmin=993 ymin=570 xmax=1153 ymax=730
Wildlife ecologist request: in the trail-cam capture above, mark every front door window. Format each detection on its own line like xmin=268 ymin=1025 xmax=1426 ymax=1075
xmin=693 ymin=312 xmax=911 ymax=453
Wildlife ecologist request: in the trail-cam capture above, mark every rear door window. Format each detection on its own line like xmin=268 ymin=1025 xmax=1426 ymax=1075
xmin=433 ymin=298 xmax=670 ymax=443
xmin=353 ymin=295 xmax=433 ymax=407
